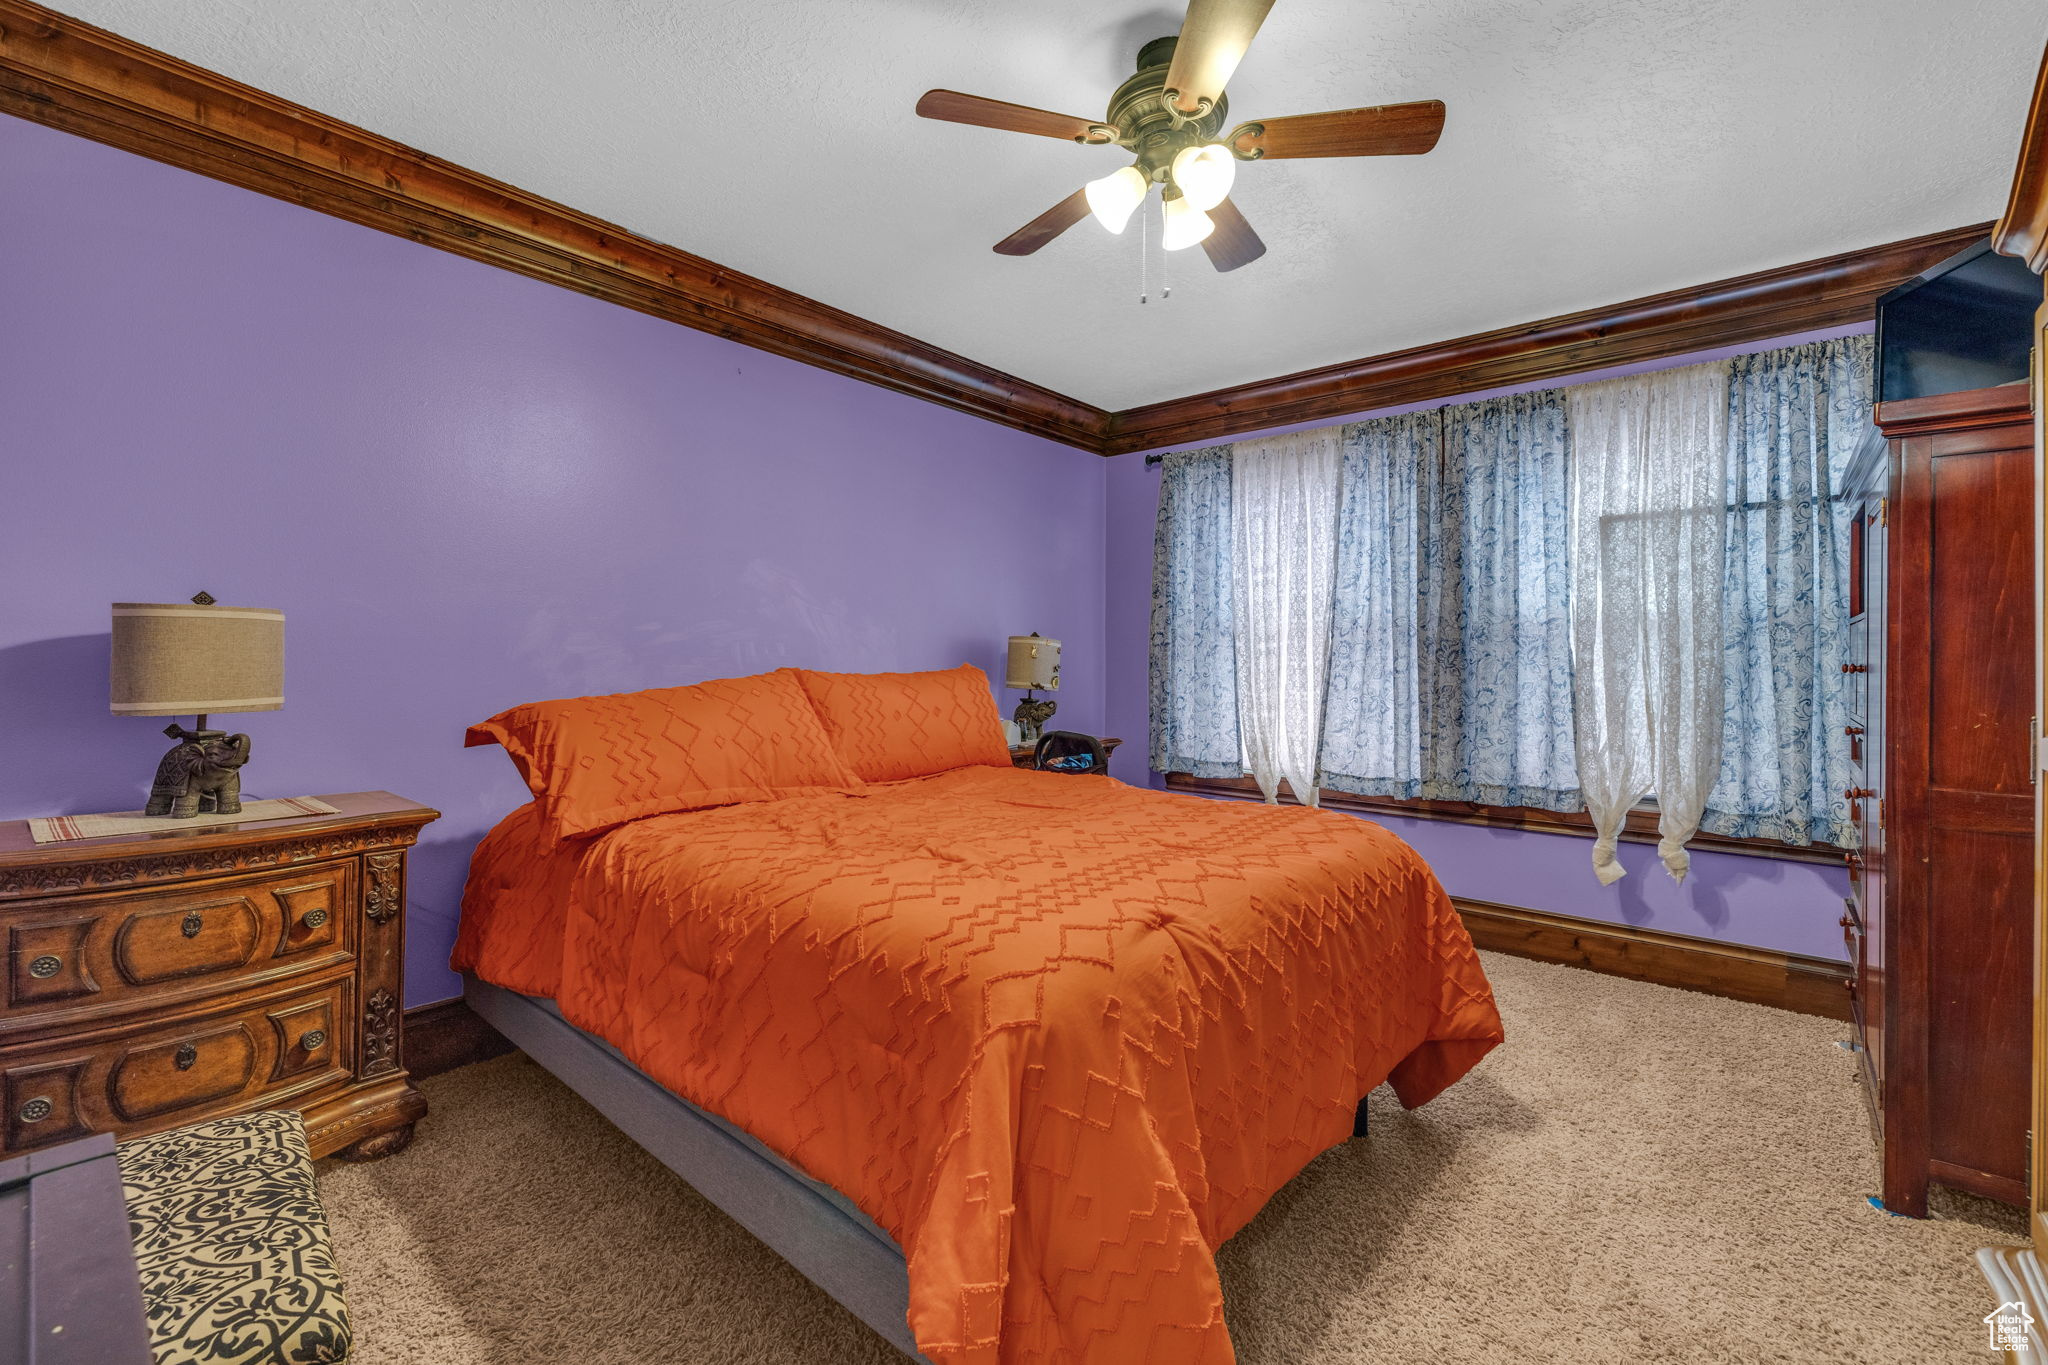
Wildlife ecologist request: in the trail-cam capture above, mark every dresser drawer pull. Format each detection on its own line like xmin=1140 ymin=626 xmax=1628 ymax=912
xmin=27 ymin=955 xmax=62 ymax=979
xmin=181 ymin=911 xmax=204 ymax=939
xmin=1841 ymin=663 xmax=1868 ymax=674
xmin=17 ymin=1097 xmax=52 ymax=1124
xmin=300 ymin=1029 xmax=327 ymax=1052
xmin=1844 ymin=725 xmax=1865 ymax=736
xmin=301 ymin=908 xmax=329 ymax=931
xmin=174 ymin=1042 xmax=198 ymax=1071
xmin=1844 ymin=787 xmax=1876 ymax=800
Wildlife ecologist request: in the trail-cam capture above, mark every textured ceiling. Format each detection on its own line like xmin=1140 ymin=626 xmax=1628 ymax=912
xmin=52 ymin=0 xmax=2048 ymax=409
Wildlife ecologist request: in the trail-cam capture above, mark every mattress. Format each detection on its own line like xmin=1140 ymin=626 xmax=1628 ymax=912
xmin=453 ymin=765 xmax=1503 ymax=1363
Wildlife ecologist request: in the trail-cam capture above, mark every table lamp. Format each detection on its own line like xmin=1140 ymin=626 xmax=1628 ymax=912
xmin=1004 ymin=633 xmax=1061 ymax=747
xmin=110 ymin=591 xmax=285 ymax=818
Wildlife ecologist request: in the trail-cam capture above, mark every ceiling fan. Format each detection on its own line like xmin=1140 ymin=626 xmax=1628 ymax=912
xmin=914 ymin=0 xmax=1445 ymax=272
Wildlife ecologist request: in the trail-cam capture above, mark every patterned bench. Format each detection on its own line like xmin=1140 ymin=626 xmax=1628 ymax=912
xmin=118 ymin=1111 xmax=353 ymax=1365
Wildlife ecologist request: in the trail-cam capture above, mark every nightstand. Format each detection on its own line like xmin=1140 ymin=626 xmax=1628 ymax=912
xmin=0 ymin=791 xmax=436 ymax=1162
xmin=1010 ymin=737 xmax=1122 ymax=770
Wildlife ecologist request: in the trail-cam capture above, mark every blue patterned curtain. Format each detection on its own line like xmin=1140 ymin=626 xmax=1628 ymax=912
xmin=1148 ymin=445 xmax=1243 ymax=777
xmin=1318 ymin=412 xmax=1437 ymax=797
xmin=1423 ymin=391 xmax=1582 ymax=809
xmin=1148 ymin=338 xmax=1864 ymax=852
xmin=1701 ymin=335 xmax=1871 ymax=846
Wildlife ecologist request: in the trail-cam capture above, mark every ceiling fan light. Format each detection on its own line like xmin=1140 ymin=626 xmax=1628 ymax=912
xmin=1171 ymin=143 xmax=1236 ymax=212
xmin=1084 ymin=166 xmax=1149 ymax=234
xmin=1160 ymin=193 xmax=1214 ymax=251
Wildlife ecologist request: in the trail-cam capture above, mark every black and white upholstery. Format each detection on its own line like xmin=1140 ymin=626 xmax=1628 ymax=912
xmin=117 ymin=1111 xmax=352 ymax=1365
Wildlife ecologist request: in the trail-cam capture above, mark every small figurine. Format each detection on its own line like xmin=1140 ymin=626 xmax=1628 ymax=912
xmin=1013 ymin=695 xmax=1058 ymax=748
xmin=146 ymin=724 xmax=252 ymax=818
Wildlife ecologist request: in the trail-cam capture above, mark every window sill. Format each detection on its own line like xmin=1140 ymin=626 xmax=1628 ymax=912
xmin=1160 ymin=773 xmax=1851 ymax=867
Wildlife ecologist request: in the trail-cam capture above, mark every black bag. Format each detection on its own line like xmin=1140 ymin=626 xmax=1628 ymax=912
xmin=1032 ymin=731 xmax=1108 ymax=776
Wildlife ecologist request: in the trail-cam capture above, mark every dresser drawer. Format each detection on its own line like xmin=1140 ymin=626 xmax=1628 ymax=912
xmin=2 ymin=862 xmax=353 ymax=1030
xmin=0 ymin=977 xmax=352 ymax=1154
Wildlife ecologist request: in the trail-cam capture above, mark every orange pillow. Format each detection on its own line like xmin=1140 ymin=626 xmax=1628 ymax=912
xmin=466 ymin=670 xmax=862 ymax=840
xmin=792 ymin=664 xmax=1014 ymax=783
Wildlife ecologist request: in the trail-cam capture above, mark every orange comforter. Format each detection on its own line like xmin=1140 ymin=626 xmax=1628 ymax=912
xmin=453 ymin=766 xmax=1502 ymax=1363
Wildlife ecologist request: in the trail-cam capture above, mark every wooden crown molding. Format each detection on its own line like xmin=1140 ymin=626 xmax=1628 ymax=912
xmin=1102 ymin=222 xmax=1990 ymax=455
xmin=1994 ymin=40 xmax=2048 ymax=273
xmin=0 ymin=0 xmax=1109 ymax=451
xmin=0 ymin=1 xmax=1993 ymax=457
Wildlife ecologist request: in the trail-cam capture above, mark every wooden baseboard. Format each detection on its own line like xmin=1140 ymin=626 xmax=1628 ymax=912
xmin=403 ymin=998 xmax=515 ymax=1081
xmin=1455 ymin=898 xmax=1853 ymax=1021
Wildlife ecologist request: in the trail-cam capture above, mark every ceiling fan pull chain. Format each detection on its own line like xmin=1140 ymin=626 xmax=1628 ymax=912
xmin=1140 ymin=197 xmax=1150 ymax=305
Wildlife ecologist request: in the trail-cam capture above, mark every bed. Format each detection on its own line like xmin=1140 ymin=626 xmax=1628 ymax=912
xmin=451 ymin=665 xmax=1503 ymax=1364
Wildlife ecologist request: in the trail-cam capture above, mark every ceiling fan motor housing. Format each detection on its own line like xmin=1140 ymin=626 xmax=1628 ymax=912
xmin=1108 ymin=37 xmax=1230 ymax=184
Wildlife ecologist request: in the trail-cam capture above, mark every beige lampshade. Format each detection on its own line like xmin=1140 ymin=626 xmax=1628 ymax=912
xmin=1004 ymin=634 xmax=1061 ymax=692
xmin=110 ymin=601 xmax=284 ymax=717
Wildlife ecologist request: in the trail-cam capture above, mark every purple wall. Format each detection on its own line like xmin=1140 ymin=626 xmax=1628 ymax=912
xmin=1101 ymin=333 xmax=1864 ymax=963
xmin=0 ymin=116 xmax=1108 ymax=1005
xmin=0 ymin=108 xmax=1854 ymax=994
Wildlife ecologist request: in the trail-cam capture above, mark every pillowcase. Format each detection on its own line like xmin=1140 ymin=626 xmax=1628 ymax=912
xmin=792 ymin=664 xmax=1014 ymax=783
xmin=465 ymin=669 xmax=862 ymax=840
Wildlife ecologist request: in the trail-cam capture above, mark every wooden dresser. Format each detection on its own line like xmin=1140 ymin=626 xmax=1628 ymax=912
xmin=1845 ymin=383 xmax=2036 ymax=1214
xmin=0 ymin=791 xmax=436 ymax=1162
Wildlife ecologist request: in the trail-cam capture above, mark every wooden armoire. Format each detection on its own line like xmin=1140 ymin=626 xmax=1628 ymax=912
xmin=1844 ymin=381 xmax=2036 ymax=1215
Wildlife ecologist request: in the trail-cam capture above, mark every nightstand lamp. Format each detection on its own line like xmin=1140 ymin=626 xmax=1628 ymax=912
xmin=111 ymin=592 xmax=284 ymax=818
xmin=1004 ymin=633 xmax=1061 ymax=747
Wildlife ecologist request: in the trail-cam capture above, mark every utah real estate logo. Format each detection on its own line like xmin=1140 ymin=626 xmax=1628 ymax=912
xmin=1988 ymin=1299 xmax=2036 ymax=1354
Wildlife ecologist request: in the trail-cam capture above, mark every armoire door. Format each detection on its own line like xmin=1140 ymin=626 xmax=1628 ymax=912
xmin=1890 ymin=406 xmax=2036 ymax=1207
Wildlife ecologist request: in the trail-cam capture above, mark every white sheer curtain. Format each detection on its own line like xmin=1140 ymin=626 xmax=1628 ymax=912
xmin=1567 ymin=361 xmax=1730 ymax=883
xmin=1232 ymin=428 xmax=1342 ymax=805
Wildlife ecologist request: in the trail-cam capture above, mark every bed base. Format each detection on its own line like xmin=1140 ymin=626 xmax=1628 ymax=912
xmin=462 ymin=977 xmax=931 ymax=1362
xmin=465 ymin=975 xmax=1374 ymax=1361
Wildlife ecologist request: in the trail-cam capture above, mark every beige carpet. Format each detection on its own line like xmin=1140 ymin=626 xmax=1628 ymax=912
xmin=318 ymin=952 xmax=2026 ymax=1364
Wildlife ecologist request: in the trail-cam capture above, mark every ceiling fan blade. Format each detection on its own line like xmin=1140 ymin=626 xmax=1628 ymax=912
xmin=1229 ymin=101 xmax=1446 ymax=159
xmin=1201 ymin=197 xmax=1266 ymax=272
xmin=994 ymin=189 xmax=1093 ymax=256
xmin=1164 ymin=0 xmax=1277 ymax=115
xmin=917 ymin=90 xmax=1116 ymax=144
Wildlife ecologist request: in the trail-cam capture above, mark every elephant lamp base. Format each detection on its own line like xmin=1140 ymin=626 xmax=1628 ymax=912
xmin=1012 ymin=692 xmax=1057 ymax=749
xmin=145 ymin=722 xmax=253 ymax=818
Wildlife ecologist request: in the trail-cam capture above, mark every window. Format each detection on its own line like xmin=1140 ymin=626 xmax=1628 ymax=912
xmin=1149 ymin=336 xmax=1870 ymax=868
